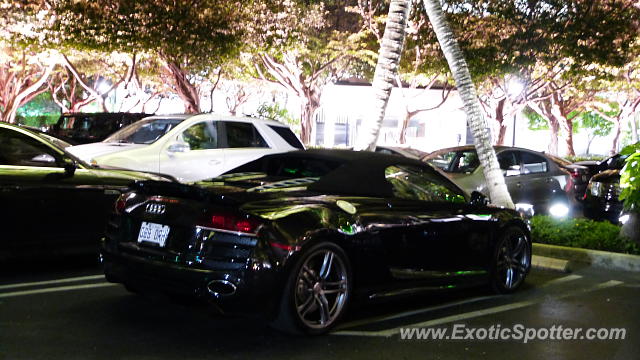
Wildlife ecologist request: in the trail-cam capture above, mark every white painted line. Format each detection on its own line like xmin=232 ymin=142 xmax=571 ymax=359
xmin=0 ymin=275 xmax=105 ymax=291
xmin=540 ymin=274 xmax=582 ymax=287
xmin=332 ymin=280 xmax=623 ymax=338
xmin=336 ymin=274 xmax=582 ymax=331
xmin=0 ymin=282 xmax=117 ymax=299
xmin=336 ymin=295 xmax=500 ymax=330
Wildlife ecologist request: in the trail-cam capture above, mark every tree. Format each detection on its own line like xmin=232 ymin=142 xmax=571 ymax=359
xmin=247 ymin=0 xmax=374 ymax=144
xmin=422 ymin=0 xmax=513 ymax=208
xmin=354 ymin=0 xmax=411 ymax=151
xmin=50 ymin=0 xmax=244 ymax=113
xmin=0 ymin=45 xmax=56 ymax=123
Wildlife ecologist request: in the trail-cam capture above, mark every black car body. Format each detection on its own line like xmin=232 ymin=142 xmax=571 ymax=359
xmin=423 ymin=146 xmax=573 ymax=216
xmin=582 ymin=153 xmax=629 ymax=223
xmin=101 ymin=149 xmax=531 ymax=334
xmin=49 ymin=112 xmax=151 ymax=145
xmin=0 ymin=123 xmax=171 ymax=260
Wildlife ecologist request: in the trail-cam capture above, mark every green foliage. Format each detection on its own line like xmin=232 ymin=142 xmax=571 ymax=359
xmin=576 ymin=112 xmax=614 ymax=138
xmin=15 ymin=92 xmax=60 ymax=127
xmin=619 ymin=143 xmax=640 ymax=212
xmin=564 ymin=155 xmax=606 ymax=163
xmin=530 ymin=215 xmax=640 ymax=255
xmin=255 ymin=102 xmax=299 ymax=130
xmin=524 ymin=107 xmax=548 ymax=131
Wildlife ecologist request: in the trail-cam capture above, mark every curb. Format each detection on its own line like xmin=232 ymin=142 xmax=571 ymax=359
xmin=533 ymin=243 xmax=640 ymax=272
xmin=531 ymin=255 xmax=570 ymax=272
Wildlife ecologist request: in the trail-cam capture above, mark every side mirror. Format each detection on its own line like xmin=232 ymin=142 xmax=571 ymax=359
xmin=470 ymin=191 xmax=489 ymax=206
xmin=167 ymin=142 xmax=190 ymax=153
xmin=63 ymin=158 xmax=77 ymax=176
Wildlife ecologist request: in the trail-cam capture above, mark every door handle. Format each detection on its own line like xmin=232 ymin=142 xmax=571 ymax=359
xmin=546 ymin=178 xmax=554 ymax=183
xmin=515 ymin=182 xmax=522 ymax=188
xmin=1 ymin=185 xmax=21 ymax=192
xmin=209 ymin=160 xmax=222 ymax=166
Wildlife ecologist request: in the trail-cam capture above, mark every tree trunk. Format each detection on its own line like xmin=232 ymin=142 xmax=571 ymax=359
xmin=163 ymin=60 xmax=200 ymax=113
xmin=0 ymin=63 xmax=54 ymax=123
xmin=354 ymin=0 xmax=411 ymax=151
xmin=300 ymin=90 xmax=320 ymax=145
xmin=398 ymin=111 xmax=413 ymax=144
xmin=548 ymin=117 xmax=559 ymax=155
xmin=422 ymin=0 xmax=513 ymax=208
xmin=494 ymin=98 xmax=507 ymax=145
xmin=611 ymin=118 xmax=621 ymax=155
xmin=558 ymin=115 xmax=575 ymax=156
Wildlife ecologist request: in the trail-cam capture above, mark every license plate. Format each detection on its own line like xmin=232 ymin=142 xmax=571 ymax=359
xmin=137 ymin=221 xmax=170 ymax=247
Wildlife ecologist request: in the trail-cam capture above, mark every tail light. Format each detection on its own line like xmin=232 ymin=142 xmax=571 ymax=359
xmin=114 ymin=195 xmax=127 ymax=214
xmin=199 ymin=212 xmax=262 ymax=235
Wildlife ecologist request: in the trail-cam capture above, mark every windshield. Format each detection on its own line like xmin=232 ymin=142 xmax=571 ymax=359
xmin=104 ymin=118 xmax=184 ymax=144
xmin=427 ymin=150 xmax=479 ymax=173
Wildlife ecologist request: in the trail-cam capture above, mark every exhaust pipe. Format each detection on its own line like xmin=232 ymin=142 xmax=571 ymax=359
xmin=207 ymin=280 xmax=237 ymax=297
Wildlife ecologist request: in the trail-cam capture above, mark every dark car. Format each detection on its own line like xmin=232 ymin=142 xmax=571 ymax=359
xmin=582 ymin=153 xmax=630 ymax=223
xmin=49 ymin=112 xmax=151 ymax=145
xmin=100 ymin=149 xmax=531 ymax=334
xmin=0 ymin=123 xmax=172 ymax=260
xmin=423 ymin=146 xmax=573 ymax=216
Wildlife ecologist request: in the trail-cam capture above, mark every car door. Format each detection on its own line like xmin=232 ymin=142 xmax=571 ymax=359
xmin=158 ymin=120 xmax=226 ymax=182
xmin=0 ymin=128 xmax=106 ymax=257
xmin=496 ymin=150 xmax=525 ymax=203
xmin=383 ymin=164 xmax=488 ymax=288
xmin=517 ymin=151 xmax=563 ymax=213
xmin=218 ymin=121 xmax=276 ymax=174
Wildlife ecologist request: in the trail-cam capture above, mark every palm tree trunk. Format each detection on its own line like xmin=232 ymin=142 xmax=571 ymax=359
xmin=422 ymin=0 xmax=513 ymax=208
xmin=354 ymin=0 xmax=411 ymax=151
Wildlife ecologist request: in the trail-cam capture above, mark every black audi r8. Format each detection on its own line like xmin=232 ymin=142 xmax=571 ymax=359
xmin=101 ymin=149 xmax=532 ymax=334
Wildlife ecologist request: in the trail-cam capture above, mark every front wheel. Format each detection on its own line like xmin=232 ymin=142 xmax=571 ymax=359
xmin=490 ymin=227 xmax=531 ymax=294
xmin=271 ymin=242 xmax=352 ymax=335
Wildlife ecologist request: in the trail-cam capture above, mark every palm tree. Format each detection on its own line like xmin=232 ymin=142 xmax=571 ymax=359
xmin=354 ymin=0 xmax=411 ymax=151
xmin=422 ymin=0 xmax=513 ymax=208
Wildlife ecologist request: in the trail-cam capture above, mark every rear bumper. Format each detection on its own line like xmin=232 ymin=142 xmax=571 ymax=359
xmin=583 ymin=198 xmax=623 ymax=223
xmin=100 ymin=241 xmax=280 ymax=315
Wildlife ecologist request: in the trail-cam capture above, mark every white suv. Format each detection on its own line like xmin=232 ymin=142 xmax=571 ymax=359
xmin=67 ymin=114 xmax=304 ymax=182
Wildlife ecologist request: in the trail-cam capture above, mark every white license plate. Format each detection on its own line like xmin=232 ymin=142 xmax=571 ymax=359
xmin=137 ymin=221 xmax=170 ymax=247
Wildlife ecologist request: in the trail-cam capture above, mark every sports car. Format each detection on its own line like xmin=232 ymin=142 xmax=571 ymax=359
xmin=101 ymin=149 xmax=532 ymax=334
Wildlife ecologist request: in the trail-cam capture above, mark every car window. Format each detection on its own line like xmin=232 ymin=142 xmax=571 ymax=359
xmin=449 ymin=150 xmax=479 ymax=173
xmin=268 ymin=125 xmax=304 ymax=149
xmin=105 ymin=118 xmax=184 ymax=144
xmin=521 ymin=152 xmax=548 ymax=174
xmin=180 ymin=122 xmax=219 ymax=150
xmin=498 ymin=151 xmax=521 ymax=176
xmin=385 ymin=165 xmax=466 ymax=203
xmin=424 ymin=151 xmax=458 ymax=170
xmin=0 ymin=128 xmax=62 ymax=167
xmin=223 ymin=122 xmax=268 ymax=148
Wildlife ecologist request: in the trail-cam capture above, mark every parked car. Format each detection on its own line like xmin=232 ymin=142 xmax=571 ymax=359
xmin=67 ymin=114 xmax=304 ymax=183
xmin=101 ymin=149 xmax=531 ymax=334
xmin=0 ymin=123 xmax=172 ymax=260
xmin=544 ymin=153 xmax=591 ymax=202
xmin=582 ymin=152 xmax=630 ymax=223
xmin=423 ymin=145 xmax=572 ymax=216
xmin=49 ymin=112 xmax=151 ymax=145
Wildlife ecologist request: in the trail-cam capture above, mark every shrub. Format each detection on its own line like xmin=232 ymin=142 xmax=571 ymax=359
xmin=619 ymin=142 xmax=640 ymax=212
xmin=530 ymin=215 xmax=640 ymax=255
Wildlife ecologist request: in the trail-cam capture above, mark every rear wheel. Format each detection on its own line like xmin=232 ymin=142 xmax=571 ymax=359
xmin=271 ymin=242 xmax=351 ymax=335
xmin=490 ymin=227 xmax=531 ymax=293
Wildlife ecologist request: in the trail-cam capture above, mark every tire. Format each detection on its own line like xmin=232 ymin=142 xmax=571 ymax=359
xmin=270 ymin=242 xmax=352 ymax=335
xmin=489 ymin=226 xmax=531 ymax=294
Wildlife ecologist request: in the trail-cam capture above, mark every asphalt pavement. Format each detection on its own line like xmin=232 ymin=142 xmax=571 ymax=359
xmin=1 ymin=258 xmax=638 ymax=360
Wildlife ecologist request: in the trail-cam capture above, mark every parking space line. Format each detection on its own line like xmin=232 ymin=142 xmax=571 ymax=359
xmin=540 ymin=274 xmax=583 ymax=287
xmin=0 ymin=275 xmax=105 ymax=291
xmin=332 ymin=280 xmax=623 ymax=338
xmin=336 ymin=295 xmax=500 ymax=331
xmin=0 ymin=283 xmax=117 ymax=299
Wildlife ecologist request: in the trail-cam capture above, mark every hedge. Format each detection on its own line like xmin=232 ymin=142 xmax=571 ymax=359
xmin=530 ymin=215 xmax=640 ymax=255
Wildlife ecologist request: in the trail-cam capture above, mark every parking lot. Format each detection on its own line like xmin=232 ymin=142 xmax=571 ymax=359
xmin=1 ymin=259 xmax=638 ymax=360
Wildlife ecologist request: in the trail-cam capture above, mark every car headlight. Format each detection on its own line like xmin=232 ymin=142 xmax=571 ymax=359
xmin=549 ymin=202 xmax=569 ymax=218
xmin=619 ymin=214 xmax=630 ymax=225
xmin=589 ymin=182 xmax=602 ymax=197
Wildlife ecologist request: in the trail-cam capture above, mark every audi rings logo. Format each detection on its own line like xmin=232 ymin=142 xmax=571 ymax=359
xmin=145 ymin=203 xmax=166 ymax=215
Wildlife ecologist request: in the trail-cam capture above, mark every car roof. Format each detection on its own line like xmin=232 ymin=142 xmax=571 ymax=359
xmin=423 ymin=145 xmax=549 ymax=159
xmin=148 ymin=113 xmax=291 ymax=127
xmin=250 ymin=149 xmax=444 ymax=198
